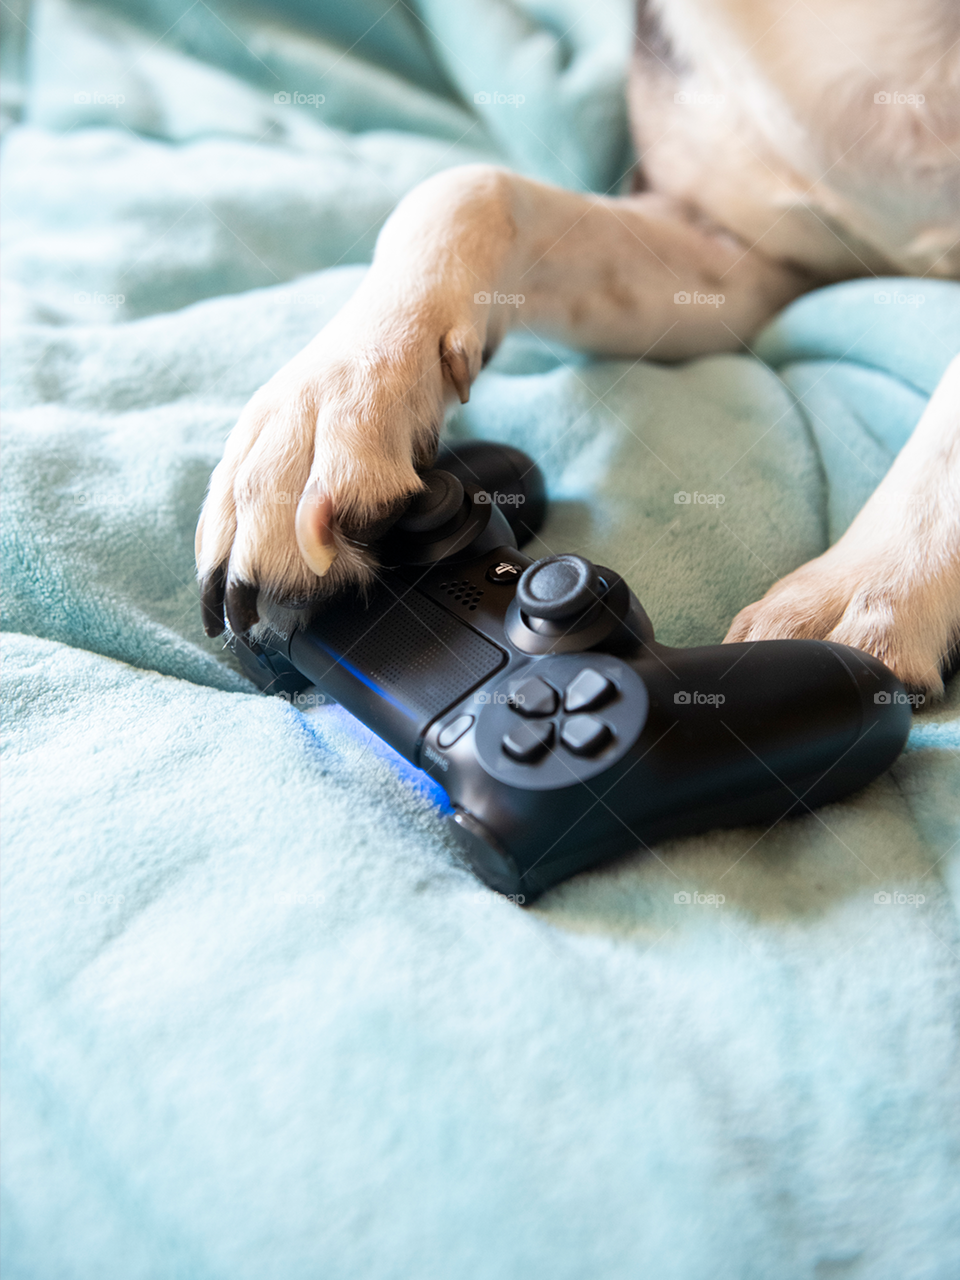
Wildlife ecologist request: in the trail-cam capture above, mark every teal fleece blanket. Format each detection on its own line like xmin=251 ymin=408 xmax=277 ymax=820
xmin=3 ymin=3 xmax=959 ymax=1277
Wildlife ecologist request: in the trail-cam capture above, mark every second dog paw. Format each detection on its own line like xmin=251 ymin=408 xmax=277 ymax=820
xmin=724 ymin=548 xmax=958 ymax=701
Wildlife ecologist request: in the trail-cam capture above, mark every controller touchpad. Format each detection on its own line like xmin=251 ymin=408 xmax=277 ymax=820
xmin=308 ymin=570 xmax=507 ymax=728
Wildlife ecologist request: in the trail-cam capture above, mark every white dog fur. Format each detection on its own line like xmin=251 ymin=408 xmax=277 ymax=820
xmin=197 ymin=0 xmax=960 ymax=699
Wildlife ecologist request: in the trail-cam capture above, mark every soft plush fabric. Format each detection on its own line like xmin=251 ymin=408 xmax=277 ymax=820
xmin=3 ymin=3 xmax=959 ymax=1278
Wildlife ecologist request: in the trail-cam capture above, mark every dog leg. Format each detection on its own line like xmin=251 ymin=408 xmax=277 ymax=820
xmin=725 ymin=355 xmax=960 ymax=699
xmin=197 ymin=164 xmax=807 ymax=636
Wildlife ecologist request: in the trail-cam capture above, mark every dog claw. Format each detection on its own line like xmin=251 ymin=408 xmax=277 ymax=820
xmin=225 ymin=579 xmax=260 ymax=636
xmin=295 ymin=482 xmax=338 ymax=577
xmin=440 ymin=338 xmax=472 ymax=404
xmin=200 ymin=564 xmax=227 ymax=637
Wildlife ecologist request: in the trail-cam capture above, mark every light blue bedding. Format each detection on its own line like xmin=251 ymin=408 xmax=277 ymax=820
xmin=3 ymin=3 xmax=959 ymax=1277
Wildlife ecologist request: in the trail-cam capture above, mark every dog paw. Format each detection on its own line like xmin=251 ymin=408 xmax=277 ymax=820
xmin=196 ymin=306 xmax=483 ymax=639
xmin=723 ymin=547 xmax=959 ymax=701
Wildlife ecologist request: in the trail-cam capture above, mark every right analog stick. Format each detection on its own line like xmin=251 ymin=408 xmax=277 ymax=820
xmin=516 ymin=555 xmax=602 ymax=623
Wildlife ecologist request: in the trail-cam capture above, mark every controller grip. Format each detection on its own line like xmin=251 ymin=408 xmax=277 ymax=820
xmin=507 ymin=639 xmax=911 ymax=899
xmin=435 ymin=441 xmax=546 ymax=546
xmin=638 ymin=638 xmax=911 ymax=820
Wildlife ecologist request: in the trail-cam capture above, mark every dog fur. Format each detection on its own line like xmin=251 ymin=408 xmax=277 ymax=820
xmin=196 ymin=0 xmax=960 ymax=699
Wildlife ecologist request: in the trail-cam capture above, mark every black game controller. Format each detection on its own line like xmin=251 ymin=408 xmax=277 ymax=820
xmin=230 ymin=441 xmax=912 ymax=901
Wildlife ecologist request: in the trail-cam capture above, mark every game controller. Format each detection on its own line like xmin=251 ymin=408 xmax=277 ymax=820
xmin=229 ymin=441 xmax=912 ymax=901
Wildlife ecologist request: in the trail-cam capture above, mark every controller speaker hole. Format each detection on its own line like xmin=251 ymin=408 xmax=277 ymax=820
xmin=440 ymin=579 xmax=485 ymax=609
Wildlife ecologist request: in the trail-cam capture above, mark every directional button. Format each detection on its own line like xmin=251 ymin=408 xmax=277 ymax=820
xmin=508 ymin=676 xmax=558 ymax=718
xmin=560 ymin=714 xmax=612 ymax=757
xmin=563 ymin=668 xmax=615 ymax=713
xmin=502 ymin=719 xmax=555 ymax=763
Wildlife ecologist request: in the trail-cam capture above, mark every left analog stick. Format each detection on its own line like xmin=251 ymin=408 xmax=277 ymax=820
xmin=395 ymin=471 xmax=465 ymax=534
